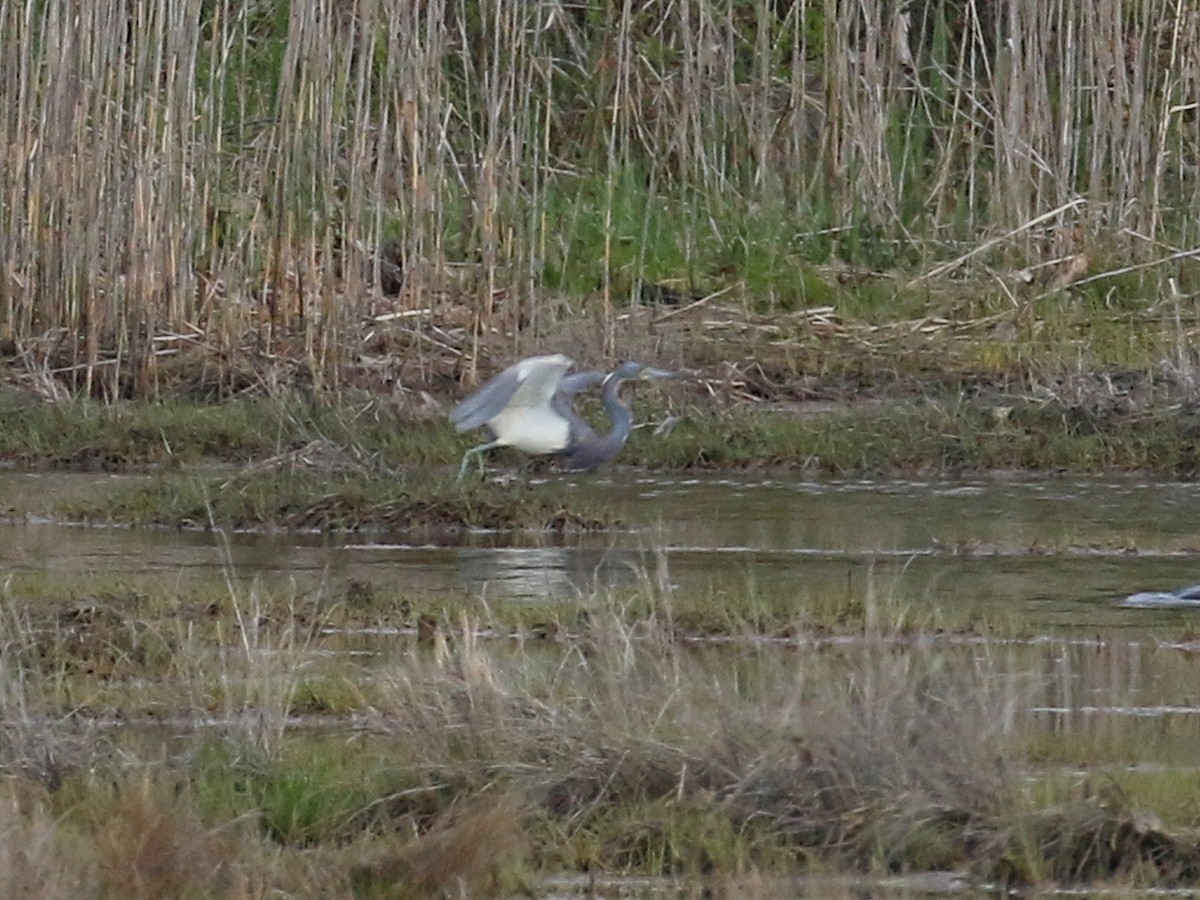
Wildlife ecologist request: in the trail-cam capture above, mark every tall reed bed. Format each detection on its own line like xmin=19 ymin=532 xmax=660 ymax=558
xmin=1 ymin=0 xmax=1197 ymax=396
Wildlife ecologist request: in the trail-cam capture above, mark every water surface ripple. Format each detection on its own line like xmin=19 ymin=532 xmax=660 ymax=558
xmin=2 ymin=471 xmax=1199 ymax=629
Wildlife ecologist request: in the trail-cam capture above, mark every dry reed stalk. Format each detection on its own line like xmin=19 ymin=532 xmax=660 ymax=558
xmin=3 ymin=1 xmax=1200 ymax=396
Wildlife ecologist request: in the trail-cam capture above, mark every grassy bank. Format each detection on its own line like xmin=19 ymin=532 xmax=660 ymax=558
xmin=0 ymin=569 xmax=1197 ymax=897
xmin=2 ymin=277 xmax=1198 ymax=531
xmin=4 ymin=327 xmax=1200 ymax=528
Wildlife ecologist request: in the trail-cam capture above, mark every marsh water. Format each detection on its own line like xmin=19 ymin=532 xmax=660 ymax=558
xmin=3 ymin=471 xmax=1199 ymax=628
xmin=5 ymin=472 xmax=1200 ymax=736
xmin=6 ymin=470 xmax=1200 ymax=720
xmin=4 ymin=470 xmax=1200 ymax=894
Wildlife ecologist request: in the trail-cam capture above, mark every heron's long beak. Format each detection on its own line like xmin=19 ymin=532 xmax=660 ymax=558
xmin=637 ymin=367 xmax=677 ymax=381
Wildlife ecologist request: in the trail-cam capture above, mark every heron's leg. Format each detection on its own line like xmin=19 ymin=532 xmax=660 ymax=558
xmin=457 ymin=440 xmax=501 ymax=480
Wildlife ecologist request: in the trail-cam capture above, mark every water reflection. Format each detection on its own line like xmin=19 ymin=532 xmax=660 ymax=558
xmin=576 ymin=472 xmax=1200 ymax=555
xmin=1024 ymin=637 xmax=1200 ymax=761
xmin=2 ymin=471 xmax=1200 ymax=626
xmin=7 ymin=468 xmax=1200 ymax=770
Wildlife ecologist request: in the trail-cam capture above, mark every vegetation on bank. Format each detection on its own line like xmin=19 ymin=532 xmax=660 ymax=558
xmin=0 ymin=569 xmax=1197 ymax=897
xmin=3 ymin=349 xmax=1199 ymax=530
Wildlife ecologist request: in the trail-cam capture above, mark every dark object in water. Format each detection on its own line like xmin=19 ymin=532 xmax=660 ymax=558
xmin=1120 ymin=583 xmax=1200 ymax=608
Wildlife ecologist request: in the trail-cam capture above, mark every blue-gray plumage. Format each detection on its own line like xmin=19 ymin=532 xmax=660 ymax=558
xmin=561 ymin=361 xmax=671 ymax=471
xmin=552 ymin=370 xmax=607 ymax=442
xmin=449 ymin=355 xmax=673 ymax=478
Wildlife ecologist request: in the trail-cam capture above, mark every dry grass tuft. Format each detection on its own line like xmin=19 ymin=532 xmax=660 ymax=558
xmin=365 ymin=611 xmax=1025 ymax=874
xmin=0 ymin=777 xmax=93 ymax=900
xmin=351 ymin=790 xmax=530 ymax=897
xmin=90 ymin=777 xmax=234 ymax=899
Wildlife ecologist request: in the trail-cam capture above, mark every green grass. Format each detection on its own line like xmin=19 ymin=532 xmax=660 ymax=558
xmin=52 ymin=466 xmax=614 ymax=531
xmin=536 ymin=171 xmax=929 ymax=312
xmin=0 ymin=395 xmax=468 ymax=469
xmin=640 ymin=396 xmax=1200 ymax=476
xmin=4 ymin=371 xmax=1200 ymax=535
xmin=0 ymin=398 xmax=323 ymax=466
xmin=188 ymin=739 xmax=427 ymax=847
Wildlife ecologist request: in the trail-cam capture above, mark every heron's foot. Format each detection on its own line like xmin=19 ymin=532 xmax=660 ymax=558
xmin=456 ymin=450 xmax=490 ymax=481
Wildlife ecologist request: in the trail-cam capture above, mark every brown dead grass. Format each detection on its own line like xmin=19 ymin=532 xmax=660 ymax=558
xmin=351 ymin=791 xmax=529 ymax=898
xmin=0 ymin=597 xmax=1198 ymax=893
xmin=90 ymin=777 xmax=234 ymax=899
xmin=9 ymin=288 xmax=1199 ymax=420
xmin=0 ymin=777 xmax=93 ymax=900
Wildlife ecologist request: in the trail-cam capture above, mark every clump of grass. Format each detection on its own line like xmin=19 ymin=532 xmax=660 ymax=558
xmin=188 ymin=740 xmax=425 ymax=849
xmin=55 ymin=465 xmax=614 ymax=532
xmin=996 ymin=787 xmax=1200 ymax=885
xmin=0 ymin=777 xmax=95 ymax=898
xmin=351 ymin=790 xmax=531 ymax=897
xmin=78 ymin=776 xmax=235 ymax=898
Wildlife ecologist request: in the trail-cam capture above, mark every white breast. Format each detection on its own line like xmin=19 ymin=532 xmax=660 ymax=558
xmin=488 ymin=407 xmax=571 ymax=455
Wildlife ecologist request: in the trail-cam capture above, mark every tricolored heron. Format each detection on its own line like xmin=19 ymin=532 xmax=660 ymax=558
xmin=449 ymin=354 xmax=673 ymax=479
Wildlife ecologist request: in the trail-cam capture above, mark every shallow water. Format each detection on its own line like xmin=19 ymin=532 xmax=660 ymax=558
xmin=2 ymin=470 xmax=1199 ymax=630
xmin=5 ymin=469 xmax=1200 ymax=813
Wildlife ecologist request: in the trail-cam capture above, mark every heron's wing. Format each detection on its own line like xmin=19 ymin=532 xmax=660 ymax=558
xmin=449 ymin=366 xmax=525 ymax=432
xmin=449 ymin=355 xmax=573 ymax=432
xmin=505 ymin=355 xmax=573 ymax=409
xmin=557 ymin=371 xmax=605 ymax=396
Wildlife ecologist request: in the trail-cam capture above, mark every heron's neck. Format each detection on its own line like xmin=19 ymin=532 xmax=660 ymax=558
xmin=603 ymin=378 xmax=634 ymax=447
